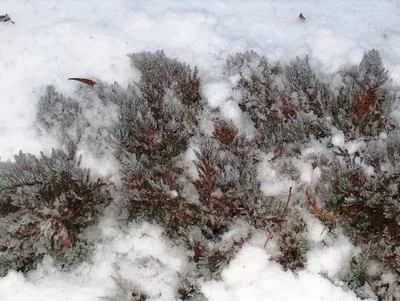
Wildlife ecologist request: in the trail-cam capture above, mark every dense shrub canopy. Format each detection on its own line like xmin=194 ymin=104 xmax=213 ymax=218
xmin=0 ymin=49 xmax=399 ymax=300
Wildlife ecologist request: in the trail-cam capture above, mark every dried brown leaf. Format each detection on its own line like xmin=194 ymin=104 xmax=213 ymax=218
xmin=0 ymin=14 xmax=14 ymax=24
xmin=68 ymin=77 xmax=96 ymax=87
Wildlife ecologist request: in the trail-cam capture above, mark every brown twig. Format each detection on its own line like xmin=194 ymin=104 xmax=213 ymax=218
xmin=264 ymin=230 xmax=273 ymax=248
xmin=382 ymin=117 xmax=390 ymax=135
xmin=281 ymin=186 xmax=292 ymax=218
xmin=305 ymin=186 xmax=337 ymax=222
xmin=1 ymin=180 xmax=42 ymax=192
xmin=264 ymin=186 xmax=292 ymax=248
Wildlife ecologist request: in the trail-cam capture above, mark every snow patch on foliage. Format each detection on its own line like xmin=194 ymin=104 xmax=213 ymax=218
xmin=201 ymin=245 xmax=368 ymax=301
xmin=257 ymin=153 xmax=295 ymax=197
xmin=306 ymin=234 xmax=355 ymax=280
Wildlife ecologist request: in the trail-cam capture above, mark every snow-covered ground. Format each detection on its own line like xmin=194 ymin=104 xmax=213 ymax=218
xmin=1 ymin=1 xmax=399 ymax=300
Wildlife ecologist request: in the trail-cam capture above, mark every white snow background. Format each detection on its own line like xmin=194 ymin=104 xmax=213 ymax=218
xmin=1 ymin=0 xmax=400 ymax=300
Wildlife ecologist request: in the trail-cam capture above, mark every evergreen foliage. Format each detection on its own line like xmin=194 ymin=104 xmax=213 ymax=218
xmin=129 ymin=50 xmax=201 ymax=107
xmin=226 ymin=51 xmax=329 ymax=157
xmin=0 ymin=49 xmax=399 ymax=300
xmin=223 ymin=48 xmax=399 ymax=298
xmin=37 ymin=83 xmax=118 ymax=159
xmin=0 ymin=149 xmax=112 ymax=276
xmin=334 ymin=49 xmax=393 ymax=138
xmin=37 ymin=85 xmax=87 ymax=149
xmin=309 ymin=131 xmax=400 ymax=297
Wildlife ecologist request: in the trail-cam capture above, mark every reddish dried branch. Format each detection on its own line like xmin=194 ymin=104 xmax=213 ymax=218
xmin=305 ymin=186 xmax=337 ymax=222
xmin=281 ymin=186 xmax=292 ymax=217
xmin=213 ymin=121 xmax=238 ymax=145
xmin=360 ymin=86 xmax=377 ymax=116
xmin=281 ymin=97 xmax=297 ymax=118
xmin=1 ymin=180 xmax=42 ymax=192
xmin=382 ymin=117 xmax=390 ymax=135
xmin=195 ymin=156 xmax=216 ymax=210
xmin=162 ymin=170 xmax=174 ymax=190
xmin=264 ymin=186 xmax=292 ymax=248
xmin=264 ymin=230 xmax=273 ymax=249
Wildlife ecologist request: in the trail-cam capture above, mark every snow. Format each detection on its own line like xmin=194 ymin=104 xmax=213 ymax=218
xmin=1 ymin=0 xmax=400 ymax=160
xmin=202 ymin=245 xmax=365 ymax=301
xmin=202 ymin=81 xmax=232 ymax=109
xmin=1 ymin=0 xmax=399 ymax=300
xmin=297 ymin=160 xmax=321 ymax=184
xmin=0 ymin=263 xmax=109 ymax=301
xmin=2 ymin=222 xmax=186 ymax=301
xmin=257 ymin=152 xmax=296 ymax=197
xmin=306 ymin=234 xmax=355 ymax=280
xmin=306 ymin=217 xmax=329 ymax=243
xmin=332 ymin=131 xmax=346 ymax=148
